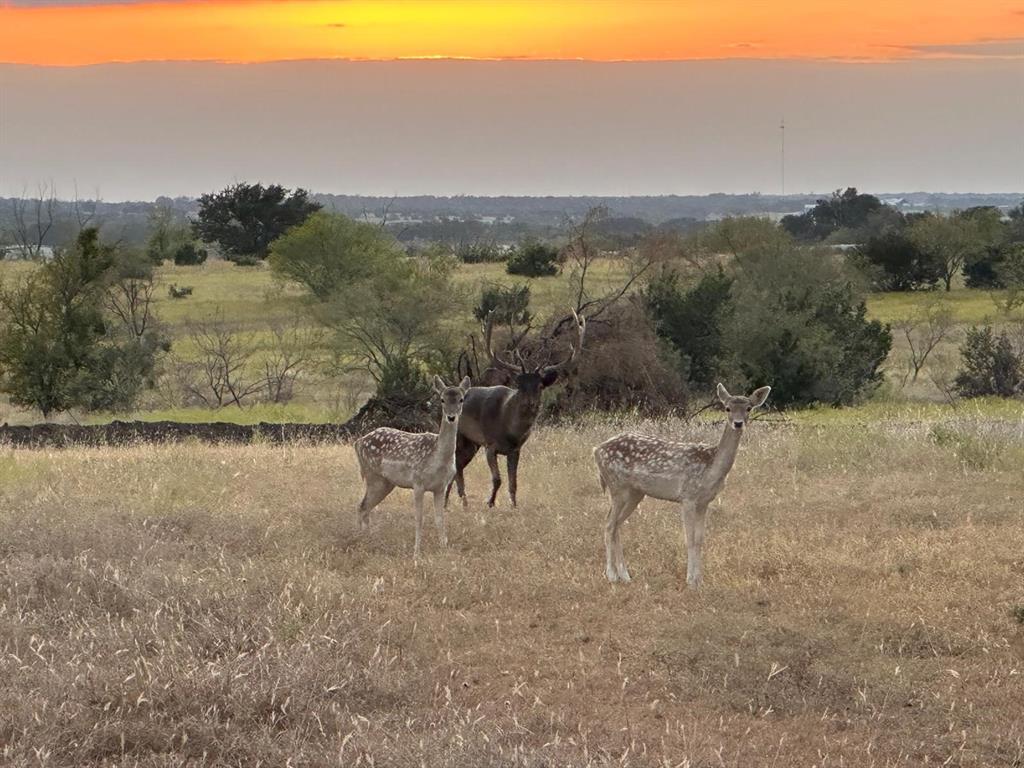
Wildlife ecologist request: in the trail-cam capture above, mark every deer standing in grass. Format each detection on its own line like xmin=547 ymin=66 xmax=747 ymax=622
xmin=594 ymin=384 xmax=771 ymax=588
xmin=447 ymin=310 xmax=586 ymax=509
xmin=355 ymin=376 xmax=471 ymax=556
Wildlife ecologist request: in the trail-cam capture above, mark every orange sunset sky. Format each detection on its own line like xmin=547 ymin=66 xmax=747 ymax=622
xmin=2 ymin=0 xmax=1023 ymax=66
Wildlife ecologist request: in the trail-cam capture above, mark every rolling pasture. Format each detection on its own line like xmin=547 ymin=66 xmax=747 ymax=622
xmin=1 ymin=413 xmax=1023 ymax=765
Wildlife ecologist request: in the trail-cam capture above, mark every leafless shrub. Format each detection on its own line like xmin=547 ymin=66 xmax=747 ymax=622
xmin=894 ymin=297 xmax=955 ymax=387
xmin=106 ymin=270 xmax=157 ymax=342
xmin=260 ymin=319 xmax=325 ymax=404
xmin=564 ymin=206 xmax=662 ymax=322
xmin=176 ymin=314 xmax=262 ymax=408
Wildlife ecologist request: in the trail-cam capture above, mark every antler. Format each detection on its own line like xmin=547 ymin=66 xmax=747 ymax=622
xmin=541 ymin=309 xmax=587 ymax=375
xmin=483 ymin=311 xmax=520 ymax=374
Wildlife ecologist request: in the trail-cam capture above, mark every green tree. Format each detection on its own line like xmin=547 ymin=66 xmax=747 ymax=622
xmin=908 ymin=209 xmax=1001 ymax=292
xmin=0 ymin=229 xmax=167 ymax=418
xmin=780 ymin=187 xmax=883 ymax=242
xmin=193 ymin=183 xmax=321 ymax=264
xmin=856 ymin=230 xmax=942 ymax=291
xmin=269 ymin=212 xmax=403 ymax=300
xmin=145 ymin=204 xmax=189 ymax=264
xmin=276 ymin=217 xmax=463 ymax=401
xmin=321 ymin=252 xmax=461 ymax=400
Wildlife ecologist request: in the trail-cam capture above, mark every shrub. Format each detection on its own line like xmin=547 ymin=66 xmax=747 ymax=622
xmin=954 ymin=326 xmax=1022 ymax=398
xmin=544 ymin=300 xmax=686 ymax=416
xmin=645 ymin=268 xmax=733 ymax=389
xmin=473 ymin=284 xmax=531 ymax=326
xmin=507 ymin=240 xmax=560 ymax=277
xmin=457 ymin=240 xmax=506 ymax=264
xmin=172 ymin=242 xmax=208 ymax=266
xmin=645 ymin=233 xmax=892 ymax=407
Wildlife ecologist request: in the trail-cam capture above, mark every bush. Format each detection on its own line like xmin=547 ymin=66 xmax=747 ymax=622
xmin=954 ymin=326 xmax=1022 ymax=398
xmin=474 ymin=284 xmax=531 ymax=326
xmin=172 ymin=242 xmax=208 ymax=266
xmin=646 ymin=231 xmax=892 ymax=407
xmin=507 ymin=240 xmax=560 ymax=277
xmin=645 ymin=269 xmax=733 ymax=389
xmin=456 ymin=240 xmax=507 ymax=264
xmin=544 ymin=300 xmax=686 ymax=416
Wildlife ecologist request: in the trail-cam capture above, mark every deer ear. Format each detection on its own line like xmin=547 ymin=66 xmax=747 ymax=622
xmin=540 ymin=368 xmax=559 ymax=387
xmin=458 ymin=376 xmax=472 ymax=393
xmin=750 ymin=386 xmax=771 ymax=408
xmin=716 ymin=383 xmax=732 ymax=406
xmin=432 ymin=375 xmax=446 ymax=394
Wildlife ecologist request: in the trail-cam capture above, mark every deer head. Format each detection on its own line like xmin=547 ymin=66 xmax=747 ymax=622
xmin=433 ymin=375 xmax=472 ymax=424
xmin=483 ymin=309 xmax=586 ymax=407
xmin=716 ymin=383 xmax=771 ymax=431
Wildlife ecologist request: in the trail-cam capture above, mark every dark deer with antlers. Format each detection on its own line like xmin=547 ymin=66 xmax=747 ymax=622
xmin=446 ymin=309 xmax=586 ymax=509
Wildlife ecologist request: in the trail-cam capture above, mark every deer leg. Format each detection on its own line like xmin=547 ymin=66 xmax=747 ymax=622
xmin=604 ymin=493 xmax=624 ymax=582
xmin=446 ymin=439 xmax=479 ymax=508
xmin=613 ymin=490 xmax=643 ymax=583
xmin=432 ymin=490 xmax=448 ymax=548
xmin=357 ymin=476 xmax=394 ymax=530
xmin=506 ymin=450 xmax=520 ymax=508
xmin=413 ymin=488 xmax=425 ymax=558
xmin=681 ymin=501 xmax=706 ymax=589
xmin=485 ymin=448 xmax=502 ymax=508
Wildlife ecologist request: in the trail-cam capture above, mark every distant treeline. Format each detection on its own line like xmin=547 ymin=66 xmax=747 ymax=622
xmin=4 ymin=192 xmax=1022 ymax=251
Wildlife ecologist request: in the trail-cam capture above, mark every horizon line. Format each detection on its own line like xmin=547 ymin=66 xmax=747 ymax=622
xmin=5 ymin=53 xmax=1024 ymax=68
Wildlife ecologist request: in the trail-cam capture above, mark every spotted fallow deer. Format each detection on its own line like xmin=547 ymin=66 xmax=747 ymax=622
xmin=354 ymin=375 xmax=471 ymax=556
xmin=447 ymin=310 xmax=586 ymax=509
xmin=593 ymin=383 xmax=771 ymax=588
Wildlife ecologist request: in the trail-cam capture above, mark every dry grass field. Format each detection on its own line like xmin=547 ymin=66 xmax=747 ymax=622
xmin=2 ymin=412 xmax=1023 ymax=766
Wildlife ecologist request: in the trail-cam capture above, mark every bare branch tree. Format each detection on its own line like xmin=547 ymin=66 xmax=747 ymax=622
xmin=894 ymin=298 xmax=955 ymax=386
xmin=177 ymin=313 xmax=262 ymax=408
xmin=106 ymin=272 xmax=156 ymax=340
xmin=260 ymin=318 xmax=325 ymax=403
xmin=10 ymin=182 xmax=56 ymax=261
xmin=72 ymin=183 xmax=99 ymax=232
xmin=563 ymin=206 xmax=660 ymax=325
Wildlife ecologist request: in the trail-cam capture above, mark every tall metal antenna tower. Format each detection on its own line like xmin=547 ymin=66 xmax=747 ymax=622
xmin=780 ymin=117 xmax=786 ymax=196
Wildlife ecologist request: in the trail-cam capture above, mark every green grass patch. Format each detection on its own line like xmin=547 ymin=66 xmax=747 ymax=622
xmin=866 ymin=289 xmax=1009 ymax=326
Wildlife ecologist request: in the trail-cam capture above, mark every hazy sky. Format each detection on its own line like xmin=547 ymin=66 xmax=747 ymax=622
xmin=1 ymin=1 xmax=1022 ymax=200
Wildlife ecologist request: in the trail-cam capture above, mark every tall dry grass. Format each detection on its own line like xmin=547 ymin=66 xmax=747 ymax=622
xmin=1 ymin=415 xmax=1023 ymax=766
